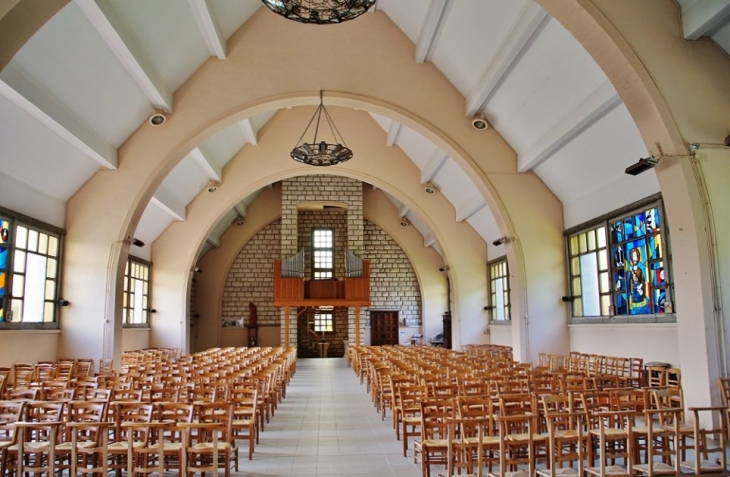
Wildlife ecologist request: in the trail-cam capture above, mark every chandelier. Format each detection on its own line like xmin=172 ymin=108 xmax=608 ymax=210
xmin=291 ymin=91 xmax=353 ymax=167
xmin=261 ymin=0 xmax=376 ymax=25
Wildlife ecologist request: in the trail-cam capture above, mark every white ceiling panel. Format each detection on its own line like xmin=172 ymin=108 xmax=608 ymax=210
xmin=430 ymin=0 xmax=528 ymax=96
xmin=200 ymin=122 xmax=247 ymax=172
xmin=534 ymin=103 xmax=653 ymax=225
xmin=466 ymin=207 xmax=501 ymax=258
xmin=394 ymin=126 xmax=440 ymax=168
xmin=135 ymin=201 xmax=176 ymax=261
xmin=209 ymin=0 xmax=262 ymax=40
xmin=368 ymin=112 xmax=392 ymax=131
xmin=159 ymin=155 xmax=214 ymax=206
xmin=249 ymin=110 xmax=277 ymax=133
xmin=379 ymin=0 xmax=429 ymax=44
xmin=431 ymin=159 xmax=480 ymax=215
xmin=0 ymin=94 xmax=100 ymax=201
xmin=0 ymin=170 xmax=66 ymax=229
xmin=485 ymin=17 xmax=607 ymax=152
xmin=109 ymin=0 xmax=210 ymax=92
xmin=10 ymin=3 xmax=152 ymax=148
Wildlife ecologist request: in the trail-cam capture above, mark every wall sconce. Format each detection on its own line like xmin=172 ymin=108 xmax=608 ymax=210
xmin=625 ymin=156 xmax=659 ymax=176
xmin=194 ymin=267 xmax=203 ymax=273
xmin=492 ymin=236 xmax=510 ymax=246
xmin=149 ymin=309 xmax=157 ymax=314
xmin=58 ymin=299 xmax=71 ymax=307
xmin=483 ymin=305 xmax=494 ymax=311
xmin=561 ymin=296 xmax=577 ymax=302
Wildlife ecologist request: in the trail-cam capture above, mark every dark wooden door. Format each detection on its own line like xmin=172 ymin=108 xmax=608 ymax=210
xmin=370 ymin=310 xmax=399 ymax=345
xmin=442 ymin=314 xmax=452 ymax=349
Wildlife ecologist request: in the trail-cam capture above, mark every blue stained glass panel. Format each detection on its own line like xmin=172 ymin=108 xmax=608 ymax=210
xmin=651 ymin=262 xmax=665 ymax=287
xmin=646 ymin=207 xmax=660 ymax=233
xmin=634 ymin=213 xmax=646 ymax=238
xmin=613 ymin=269 xmax=626 ymax=292
xmin=612 ymin=245 xmax=624 ymax=269
xmin=0 ymin=270 xmax=4 ymax=296
xmin=648 ymin=235 xmax=663 ymax=260
xmin=615 ymin=293 xmax=627 ymax=315
xmin=653 ymin=289 xmax=666 ymax=313
xmin=623 ymin=218 xmax=635 ymax=240
xmin=611 ymin=222 xmax=623 ymax=243
xmin=625 ymin=239 xmax=650 ymax=314
xmin=0 ymin=246 xmax=6 ymax=270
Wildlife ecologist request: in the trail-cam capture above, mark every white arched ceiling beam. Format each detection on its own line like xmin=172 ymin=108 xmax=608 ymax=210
xmin=58 ymin=9 xmax=562 ymax=362
xmin=415 ymin=0 xmax=453 ymax=64
xmin=151 ymin=106 xmax=489 ymax=352
xmin=187 ymin=0 xmax=226 ymax=60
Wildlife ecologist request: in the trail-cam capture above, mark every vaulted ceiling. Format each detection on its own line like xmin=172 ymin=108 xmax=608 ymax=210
xmin=1 ymin=0 xmax=728 ymax=261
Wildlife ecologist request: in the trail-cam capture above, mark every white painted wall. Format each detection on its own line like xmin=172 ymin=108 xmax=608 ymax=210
xmin=122 ymin=328 xmax=150 ymax=352
xmin=570 ymin=323 xmax=679 ymax=365
xmin=488 ymin=324 xmax=513 ymax=348
xmin=0 ymin=331 xmax=59 ymax=367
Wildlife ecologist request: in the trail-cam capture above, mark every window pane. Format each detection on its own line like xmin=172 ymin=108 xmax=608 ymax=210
xmin=133 ymin=279 xmax=144 ymax=324
xmin=599 ymin=272 xmax=609 ymax=293
xmin=12 ymin=274 xmax=24 ymax=298
xmin=45 ymin=280 xmax=55 ymax=300
xmin=570 ymin=236 xmax=579 ymax=255
xmin=15 ymin=226 xmax=27 ymax=249
xmin=587 ymin=230 xmax=596 ymax=251
xmin=43 ymin=302 xmax=54 ymax=322
xmin=572 ymin=277 xmax=582 ymax=295
xmin=579 ymin=252 xmax=600 ymax=316
xmin=571 ymin=257 xmax=580 ymax=275
xmin=13 ymin=250 xmax=25 ymax=273
xmin=601 ymin=295 xmax=611 ymax=316
xmin=27 ymin=229 xmax=38 ymax=252
xmin=626 ymin=240 xmax=650 ymax=314
xmin=598 ymin=249 xmax=608 ymax=271
xmin=495 ymin=278 xmax=505 ymax=320
xmin=38 ymin=234 xmax=48 ymax=255
xmin=572 ymin=298 xmax=583 ymax=317
xmin=23 ymin=253 xmax=46 ymax=322
xmin=10 ymin=299 xmax=23 ymax=322
xmin=48 ymin=236 xmax=58 ymax=258
xmin=597 ymin=227 xmax=606 ymax=248
xmin=579 ymin=234 xmax=587 ymax=254
xmin=46 ymin=258 xmax=57 ymax=279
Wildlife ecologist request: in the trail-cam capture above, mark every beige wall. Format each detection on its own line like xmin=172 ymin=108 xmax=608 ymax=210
xmin=122 ymin=328 xmax=150 ymax=352
xmin=570 ymin=324 xmax=679 ymax=366
xmin=0 ymin=331 xmax=58 ymax=367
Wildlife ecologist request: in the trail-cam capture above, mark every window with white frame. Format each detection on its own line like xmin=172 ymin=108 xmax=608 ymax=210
xmin=0 ymin=210 xmax=62 ymax=328
xmin=123 ymin=257 xmax=151 ymax=326
xmin=312 ymin=228 xmax=334 ymax=279
xmin=566 ymin=197 xmax=672 ymax=318
xmin=488 ymin=258 xmax=511 ymax=321
xmin=313 ymin=308 xmax=333 ymax=333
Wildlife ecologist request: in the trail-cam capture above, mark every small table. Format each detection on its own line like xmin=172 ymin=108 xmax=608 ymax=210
xmin=317 ymin=342 xmax=330 ymax=358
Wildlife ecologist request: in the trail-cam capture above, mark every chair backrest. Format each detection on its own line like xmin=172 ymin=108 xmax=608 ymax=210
xmin=198 ymin=402 xmax=234 ymax=443
xmin=12 ymin=364 xmax=34 ymax=388
xmin=75 ymin=359 xmax=94 ymax=378
xmin=7 ymin=387 xmax=39 ymax=401
xmin=42 ymin=387 xmax=75 ymax=401
xmin=0 ymin=400 xmax=26 ymax=445
xmin=420 ymin=399 xmax=454 ymax=441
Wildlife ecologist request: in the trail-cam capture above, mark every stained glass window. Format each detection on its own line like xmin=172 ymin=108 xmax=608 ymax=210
xmin=314 ymin=308 xmax=334 ymax=332
xmin=488 ymin=258 xmax=511 ymax=321
xmin=123 ymin=257 xmax=151 ymax=326
xmin=0 ymin=218 xmax=9 ymax=323
xmin=566 ymin=199 xmax=671 ymax=318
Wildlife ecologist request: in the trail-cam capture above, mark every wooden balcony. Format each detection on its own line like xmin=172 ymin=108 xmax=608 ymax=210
xmin=273 ymin=260 xmax=371 ymax=307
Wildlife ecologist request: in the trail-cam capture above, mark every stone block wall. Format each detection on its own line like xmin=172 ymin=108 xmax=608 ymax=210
xmin=363 ymin=220 xmax=421 ymax=327
xmin=221 ymin=219 xmax=281 ymax=326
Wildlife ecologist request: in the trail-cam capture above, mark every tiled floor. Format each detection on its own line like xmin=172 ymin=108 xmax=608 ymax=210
xmin=236 ymin=357 xmax=422 ymax=476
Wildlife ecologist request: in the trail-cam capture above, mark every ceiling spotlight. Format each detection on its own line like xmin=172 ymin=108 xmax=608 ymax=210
xmin=149 ymin=111 xmax=166 ymax=127
xmin=235 ymin=216 xmax=245 ymax=226
xmin=471 ymin=114 xmax=489 ymax=131
xmin=625 ymin=156 xmax=659 ymax=176
xmin=424 ymin=183 xmax=438 ymax=194
xmin=400 ymin=218 xmax=410 ymax=227
xmin=206 ymin=181 xmax=220 ymax=193
xmin=492 ymin=236 xmax=509 ymax=247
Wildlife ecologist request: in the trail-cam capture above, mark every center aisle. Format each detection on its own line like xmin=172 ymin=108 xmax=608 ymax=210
xmin=239 ymin=357 xmax=421 ymax=476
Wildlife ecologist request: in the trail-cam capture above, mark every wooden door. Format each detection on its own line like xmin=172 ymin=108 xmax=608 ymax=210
xmin=370 ymin=311 xmax=399 ymax=346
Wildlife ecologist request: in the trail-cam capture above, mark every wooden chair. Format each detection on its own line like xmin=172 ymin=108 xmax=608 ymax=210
xmin=4 ymin=401 xmax=64 ymax=477
xmin=75 ymin=359 xmax=94 ymax=379
xmin=55 ymin=400 xmax=108 ymax=476
xmin=536 ymin=411 xmax=586 ymax=477
xmin=414 ymin=399 xmax=454 ymax=477
xmin=455 ymin=396 xmax=500 ymax=475
xmin=397 ymin=384 xmax=426 ymax=457
xmin=0 ymin=400 xmax=26 ymax=476
xmin=585 ymin=410 xmax=636 ymax=476
xmin=148 ymin=402 xmax=194 ymax=474
xmin=491 ymin=413 xmax=544 ymax=477
xmin=231 ymin=386 xmax=258 ymax=459
xmin=630 ymin=407 xmax=681 ymax=476
xmin=679 ymin=406 xmax=728 ymax=474
xmin=180 ymin=402 xmax=237 ymax=477
xmin=108 ymin=402 xmax=154 ymax=476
